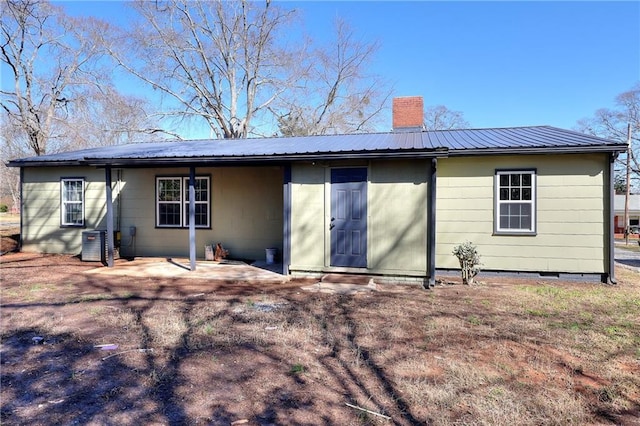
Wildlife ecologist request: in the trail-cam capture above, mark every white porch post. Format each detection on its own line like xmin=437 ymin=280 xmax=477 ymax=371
xmin=189 ymin=167 xmax=196 ymax=271
xmin=105 ymin=165 xmax=115 ymax=268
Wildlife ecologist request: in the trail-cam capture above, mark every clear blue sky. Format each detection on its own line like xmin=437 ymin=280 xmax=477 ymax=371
xmin=61 ymin=1 xmax=639 ymax=135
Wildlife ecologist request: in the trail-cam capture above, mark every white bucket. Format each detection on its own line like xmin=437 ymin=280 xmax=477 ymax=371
xmin=265 ymin=248 xmax=277 ymax=264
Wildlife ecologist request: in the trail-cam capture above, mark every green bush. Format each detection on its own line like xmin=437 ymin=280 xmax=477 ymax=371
xmin=0 ymin=204 xmax=8 ymax=213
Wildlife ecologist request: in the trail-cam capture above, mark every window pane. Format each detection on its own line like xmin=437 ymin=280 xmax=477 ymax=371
xmin=511 ymin=188 xmax=521 ymax=200
xmin=509 ymin=216 xmax=521 ymax=229
xmin=195 ymin=204 xmax=208 ymax=226
xmin=159 ymin=179 xmax=181 ymax=201
xmin=500 ymin=188 xmax=509 ymax=200
xmin=498 ymin=202 xmax=533 ymax=231
xmin=500 ymin=174 xmax=509 ymax=186
xmin=499 ymin=204 xmax=510 ymax=229
xmin=196 ymin=179 xmax=208 ymax=202
xmin=159 ymin=203 xmax=181 ymax=225
xmin=65 ymin=203 xmax=83 ymax=225
xmin=510 ymin=174 xmax=520 ymax=186
xmin=522 ymin=188 xmax=531 ymax=200
xmin=184 ymin=178 xmax=194 ymax=201
xmin=184 ymin=178 xmax=208 ymax=202
xmin=185 ymin=205 xmax=209 ymax=227
xmin=521 ymin=204 xmax=532 ymax=230
xmin=64 ymin=181 xmax=82 ymax=202
xmin=185 ymin=204 xmax=209 ymax=227
xmin=522 ymin=174 xmax=532 ymax=186
xmin=510 ymin=203 xmax=521 ymax=229
xmin=500 ymin=216 xmax=509 ymax=229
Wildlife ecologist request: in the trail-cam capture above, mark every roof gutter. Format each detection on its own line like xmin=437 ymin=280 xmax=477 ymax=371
xmin=87 ymin=148 xmax=450 ymax=166
xmin=447 ymin=145 xmax=628 ymax=157
xmin=8 ymin=149 xmax=450 ymax=168
xmin=7 ymin=160 xmax=83 ymax=168
xmin=8 ymin=143 xmax=626 ymax=167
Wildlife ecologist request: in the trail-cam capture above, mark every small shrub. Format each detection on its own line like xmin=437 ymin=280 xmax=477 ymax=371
xmin=452 ymin=241 xmax=481 ymax=285
xmin=0 ymin=204 xmax=8 ymax=213
xmin=467 ymin=315 xmax=481 ymax=325
xmin=290 ymin=363 xmax=305 ymax=374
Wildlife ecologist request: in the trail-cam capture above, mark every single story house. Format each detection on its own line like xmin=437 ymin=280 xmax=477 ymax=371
xmin=614 ymin=194 xmax=640 ymax=233
xmin=8 ymin=97 xmax=627 ymax=285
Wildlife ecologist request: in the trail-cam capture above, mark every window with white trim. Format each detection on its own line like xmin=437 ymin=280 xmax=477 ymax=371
xmin=156 ymin=176 xmax=210 ymax=228
xmin=61 ymin=178 xmax=85 ymax=226
xmin=495 ymin=170 xmax=536 ymax=234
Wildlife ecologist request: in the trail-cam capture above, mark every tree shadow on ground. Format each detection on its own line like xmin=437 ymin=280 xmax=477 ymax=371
xmin=0 ymin=327 xmax=173 ymax=425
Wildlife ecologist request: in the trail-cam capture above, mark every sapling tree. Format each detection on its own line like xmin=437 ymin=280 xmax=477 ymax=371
xmin=452 ymin=241 xmax=481 ymax=285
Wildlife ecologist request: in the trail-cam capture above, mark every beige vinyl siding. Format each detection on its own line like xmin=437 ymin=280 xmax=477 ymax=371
xmin=21 ymin=166 xmax=283 ymax=260
xmin=21 ymin=167 xmax=108 ymax=254
xmin=289 ymin=164 xmax=326 ymax=269
xmin=289 ymin=160 xmax=428 ymax=276
xmin=368 ymin=160 xmax=428 ymax=275
xmin=117 ymin=167 xmax=283 ymax=260
xmin=436 ymin=154 xmax=608 ymax=274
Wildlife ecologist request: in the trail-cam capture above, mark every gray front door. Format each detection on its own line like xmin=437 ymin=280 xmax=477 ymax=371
xmin=330 ymin=168 xmax=367 ymax=268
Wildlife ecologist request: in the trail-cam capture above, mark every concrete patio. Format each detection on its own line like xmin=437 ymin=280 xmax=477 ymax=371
xmin=83 ymin=258 xmax=385 ymax=294
xmin=84 ymin=257 xmax=288 ymax=283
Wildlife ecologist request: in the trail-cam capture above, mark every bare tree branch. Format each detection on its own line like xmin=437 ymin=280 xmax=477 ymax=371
xmin=274 ymin=18 xmax=391 ymax=137
xmin=102 ymin=0 xmax=296 ymax=139
xmin=1 ymin=0 xmax=171 ymax=159
xmin=576 ymin=83 xmax=640 ymax=191
xmin=424 ymin=105 xmax=470 ymax=131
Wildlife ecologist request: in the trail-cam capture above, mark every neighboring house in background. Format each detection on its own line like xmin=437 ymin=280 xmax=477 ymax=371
xmin=614 ymin=194 xmax=640 ymax=233
xmin=8 ymin=97 xmax=627 ymax=284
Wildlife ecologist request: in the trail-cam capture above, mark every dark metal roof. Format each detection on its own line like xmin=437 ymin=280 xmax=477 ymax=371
xmin=7 ymin=126 xmax=627 ymax=167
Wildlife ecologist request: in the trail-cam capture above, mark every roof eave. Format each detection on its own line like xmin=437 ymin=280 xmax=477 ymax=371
xmin=86 ymin=149 xmax=449 ymax=166
xmin=6 ymin=159 xmax=91 ymax=168
xmin=8 ymin=142 xmax=625 ymax=167
xmin=8 ymin=148 xmax=450 ymax=168
xmin=447 ymin=144 xmax=628 ymax=156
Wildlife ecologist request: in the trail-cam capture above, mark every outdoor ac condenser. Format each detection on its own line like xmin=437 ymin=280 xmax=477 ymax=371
xmin=82 ymin=230 xmax=106 ymax=262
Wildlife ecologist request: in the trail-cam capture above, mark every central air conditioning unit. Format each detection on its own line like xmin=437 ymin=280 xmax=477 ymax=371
xmin=81 ymin=230 xmax=106 ymax=263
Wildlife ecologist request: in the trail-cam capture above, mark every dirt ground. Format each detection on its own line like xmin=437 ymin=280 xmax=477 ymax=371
xmin=1 ymin=230 xmax=639 ymax=425
xmin=0 ymin=225 xmax=19 ymax=254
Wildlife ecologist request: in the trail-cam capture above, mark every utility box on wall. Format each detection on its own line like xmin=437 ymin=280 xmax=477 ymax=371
xmin=82 ymin=230 xmax=106 ymax=262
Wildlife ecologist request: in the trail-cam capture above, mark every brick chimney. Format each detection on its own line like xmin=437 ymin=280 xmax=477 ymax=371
xmin=392 ymin=96 xmax=424 ymax=131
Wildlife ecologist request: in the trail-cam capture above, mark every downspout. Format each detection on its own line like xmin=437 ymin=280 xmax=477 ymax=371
xmin=608 ymin=153 xmax=617 ymax=284
xmin=282 ymin=164 xmax=292 ymax=275
xmin=426 ymin=158 xmax=437 ymax=288
xmin=105 ymin=165 xmax=115 ymax=267
xmin=189 ymin=167 xmax=196 ymax=271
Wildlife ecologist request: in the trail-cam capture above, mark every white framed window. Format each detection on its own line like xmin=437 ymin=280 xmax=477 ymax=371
xmin=156 ymin=176 xmax=210 ymax=228
xmin=495 ymin=170 xmax=536 ymax=234
xmin=61 ymin=178 xmax=85 ymax=226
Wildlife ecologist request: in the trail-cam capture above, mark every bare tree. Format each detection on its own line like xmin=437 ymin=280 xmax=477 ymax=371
xmin=0 ymin=117 xmax=26 ymax=212
xmin=424 ymin=105 xmax=470 ymax=131
xmin=1 ymin=0 xmax=176 ymax=212
xmin=274 ymin=19 xmax=390 ymax=136
xmin=60 ymin=86 xmax=179 ymax=152
xmin=576 ymin=83 xmax=640 ymax=190
xmin=0 ymin=0 xmax=111 ymax=155
xmin=103 ymin=0 xmax=297 ymax=139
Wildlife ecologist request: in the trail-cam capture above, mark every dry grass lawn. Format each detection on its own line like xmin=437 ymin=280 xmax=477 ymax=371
xmin=1 ymin=250 xmax=639 ymax=425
